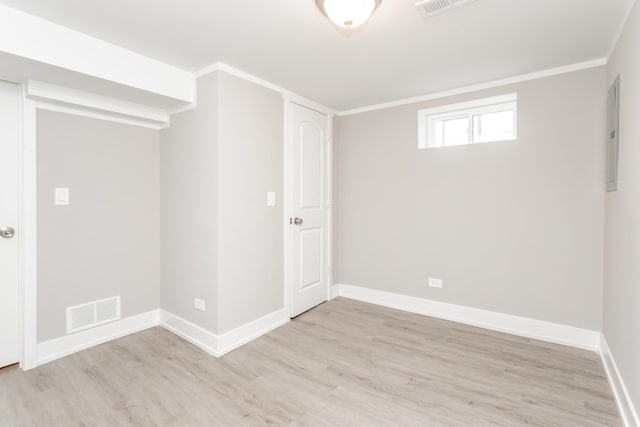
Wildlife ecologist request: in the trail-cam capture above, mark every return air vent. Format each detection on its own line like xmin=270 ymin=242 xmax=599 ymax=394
xmin=415 ymin=0 xmax=478 ymax=18
xmin=66 ymin=296 xmax=121 ymax=334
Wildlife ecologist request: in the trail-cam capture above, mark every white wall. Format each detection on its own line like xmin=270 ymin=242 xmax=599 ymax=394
xmin=37 ymin=110 xmax=160 ymax=342
xmin=335 ymin=67 xmax=606 ymax=330
xmin=160 ymin=71 xmax=284 ymax=335
xmin=36 ymin=67 xmax=284 ymax=347
xmin=217 ymin=72 xmax=284 ymax=333
xmin=160 ymin=73 xmax=219 ymax=333
xmin=604 ymin=0 xmax=640 ymax=416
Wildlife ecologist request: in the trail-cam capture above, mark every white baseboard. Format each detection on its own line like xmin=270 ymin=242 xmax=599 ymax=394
xmin=335 ymin=284 xmax=601 ymax=351
xmin=600 ymin=335 xmax=640 ymax=427
xmin=158 ymin=310 xmax=219 ymax=356
xmin=36 ymin=307 xmax=289 ymax=367
xmin=37 ymin=310 xmax=160 ymax=366
xmin=159 ymin=308 xmax=288 ymax=358
xmin=330 ymin=284 xmax=340 ymax=300
xmin=217 ymin=309 xmax=288 ymax=356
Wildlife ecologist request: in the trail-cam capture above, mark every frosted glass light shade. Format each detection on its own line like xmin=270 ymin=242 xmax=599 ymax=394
xmin=316 ymin=0 xmax=381 ymax=29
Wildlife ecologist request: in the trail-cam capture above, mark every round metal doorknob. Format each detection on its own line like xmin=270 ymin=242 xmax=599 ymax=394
xmin=293 ymin=217 xmax=304 ymax=225
xmin=0 ymin=227 xmax=15 ymax=238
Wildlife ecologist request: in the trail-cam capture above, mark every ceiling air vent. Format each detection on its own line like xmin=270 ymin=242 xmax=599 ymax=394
xmin=415 ymin=0 xmax=478 ymax=18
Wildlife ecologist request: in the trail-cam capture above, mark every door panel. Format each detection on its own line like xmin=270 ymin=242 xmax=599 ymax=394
xmin=291 ymin=103 xmax=328 ymax=317
xmin=299 ymin=123 xmax=323 ymax=209
xmin=299 ymin=227 xmax=323 ymax=290
xmin=0 ymin=80 xmax=20 ymax=368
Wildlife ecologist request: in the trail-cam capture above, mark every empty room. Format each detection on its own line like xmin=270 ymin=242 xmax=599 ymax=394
xmin=0 ymin=0 xmax=638 ymax=425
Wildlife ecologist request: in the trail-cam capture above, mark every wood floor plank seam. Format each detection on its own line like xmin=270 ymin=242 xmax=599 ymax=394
xmin=0 ymin=298 xmax=621 ymax=426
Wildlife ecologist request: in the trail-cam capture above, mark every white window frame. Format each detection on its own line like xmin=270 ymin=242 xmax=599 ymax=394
xmin=418 ymin=93 xmax=517 ymax=149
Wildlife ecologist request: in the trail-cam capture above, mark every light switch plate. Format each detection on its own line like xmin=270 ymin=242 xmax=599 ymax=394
xmin=267 ymin=191 xmax=276 ymax=207
xmin=54 ymin=188 xmax=70 ymax=206
xmin=194 ymin=298 xmax=206 ymax=312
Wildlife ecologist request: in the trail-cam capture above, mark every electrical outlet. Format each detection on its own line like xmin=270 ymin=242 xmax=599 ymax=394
xmin=194 ymin=298 xmax=206 ymax=312
xmin=429 ymin=278 xmax=443 ymax=289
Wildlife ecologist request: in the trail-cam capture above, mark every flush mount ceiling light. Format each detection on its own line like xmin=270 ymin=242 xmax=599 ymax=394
xmin=316 ymin=0 xmax=382 ymax=29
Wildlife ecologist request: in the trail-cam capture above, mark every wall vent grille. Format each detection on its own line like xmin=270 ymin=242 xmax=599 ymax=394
xmin=415 ymin=0 xmax=478 ymax=18
xmin=66 ymin=296 xmax=121 ymax=334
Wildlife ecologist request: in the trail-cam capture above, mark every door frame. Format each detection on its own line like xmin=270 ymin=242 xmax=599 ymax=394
xmin=17 ymin=83 xmax=38 ymax=370
xmin=283 ymin=95 xmax=334 ymax=318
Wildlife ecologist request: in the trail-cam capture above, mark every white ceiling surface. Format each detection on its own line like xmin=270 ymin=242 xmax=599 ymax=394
xmin=0 ymin=0 xmax=634 ymax=111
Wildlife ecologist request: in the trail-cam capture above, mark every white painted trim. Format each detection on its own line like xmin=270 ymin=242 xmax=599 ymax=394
xmin=193 ymin=62 xmax=221 ymax=79
xmin=28 ymin=80 xmax=168 ymax=123
xmin=159 ymin=309 xmax=288 ymax=358
xmin=28 ymin=80 xmax=170 ymax=129
xmin=201 ymin=62 xmax=285 ymax=94
xmin=326 ymin=110 xmax=334 ymax=302
xmin=417 ymin=93 xmax=517 ymax=117
xmin=37 ymin=310 xmax=159 ymax=366
xmin=334 ymin=284 xmax=601 ymax=351
xmin=18 ymin=85 xmax=38 ymax=370
xmin=159 ymin=310 xmax=219 ymax=356
xmin=283 ymin=99 xmax=293 ymax=318
xmin=33 ymin=306 xmax=289 ymax=367
xmin=196 ymin=62 xmax=335 ymax=116
xmin=37 ymin=101 xmax=168 ymax=130
xmin=608 ymin=0 xmax=637 ymax=58
xmin=330 ymin=284 xmax=340 ymax=300
xmin=337 ymin=58 xmax=608 ymax=116
xmin=284 ymin=93 xmax=334 ymax=118
xmin=418 ymin=93 xmax=517 ymax=149
xmin=216 ymin=309 xmax=288 ymax=356
xmin=168 ymin=103 xmax=197 ymax=116
xmin=0 ymin=4 xmax=194 ymax=103
xmin=600 ymin=335 xmax=640 ymax=427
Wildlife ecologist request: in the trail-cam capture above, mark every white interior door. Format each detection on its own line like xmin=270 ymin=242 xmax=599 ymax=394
xmin=290 ymin=103 xmax=329 ymax=317
xmin=0 ymin=80 xmax=20 ymax=369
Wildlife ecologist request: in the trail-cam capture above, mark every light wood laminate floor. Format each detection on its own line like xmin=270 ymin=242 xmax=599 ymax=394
xmin=0 ymin=298 xmax=620 ymax=426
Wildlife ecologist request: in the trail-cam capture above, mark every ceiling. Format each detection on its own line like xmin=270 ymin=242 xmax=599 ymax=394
xmin=0 ymin=0 xmax=634 ymax=111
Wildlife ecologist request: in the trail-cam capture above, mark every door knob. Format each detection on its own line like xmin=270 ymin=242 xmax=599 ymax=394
xmin=293 ymin=217 xmax=304 ymax=225
xmin=0 ymin=227 xmax=15 ymax=239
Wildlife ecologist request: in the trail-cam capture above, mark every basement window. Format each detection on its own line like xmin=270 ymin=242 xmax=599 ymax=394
xmin=418 ymin=93 xmax=517 ymax=149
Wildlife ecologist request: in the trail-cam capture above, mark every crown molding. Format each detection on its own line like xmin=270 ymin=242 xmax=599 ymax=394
xmin=193 ymin=62 xmax=221 ymax=79
xmin=194 ymin=62 xmax=335 ymax=116
xmin=337 ymin=58 xmax=608 ymax=116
